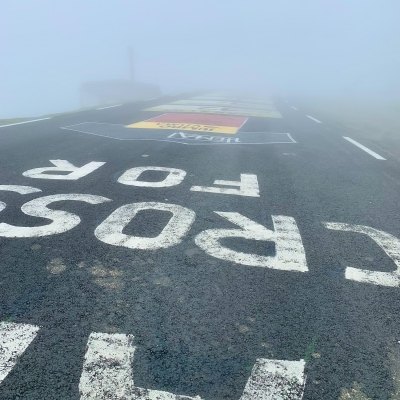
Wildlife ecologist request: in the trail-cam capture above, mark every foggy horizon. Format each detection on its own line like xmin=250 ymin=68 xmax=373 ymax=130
xmin=1 ymin=0 xmax=399 ymax=118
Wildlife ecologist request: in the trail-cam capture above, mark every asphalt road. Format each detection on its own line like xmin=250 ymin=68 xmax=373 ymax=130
xmin=1 ymin=92 xmax=400 ymax=399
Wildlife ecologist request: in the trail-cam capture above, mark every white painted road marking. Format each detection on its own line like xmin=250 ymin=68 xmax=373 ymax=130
xmin=240 ymin=358 xmax=306 ymax=400
xmin=193 ymin=96 xmax=273 ymax=105
xmin=306 ymin=115 xmax=322 ymax=123
xmin=61 ymin=122 xmax=296 ymax=145
xmin=171 ymin=100 xmax=276 ymax=110
xmin=291 ymin=106 xmax=298 ymax=110
xmin=168 ymin=132 xmax=242 ymax=143
xmin=324 ymin=222 xmax=400 ymax=287
xmin=80 ymin=331 xmax=305 ymax=399
xmin=0 ymin=194 xmax=111 ymax=238
xmin=79 ymin=332 xmax=201 ymax=399
xmin=0 ymin=185 xmax=42 ymax=214
xmin=343 ymin=137 xmax=386 ymax=160
xmin=79 ymin=332 xmax=136 ymax=399
xmin=96 ymin=104 xmax=122 ymax=110
xmin=95 ymin=202 xmax=196 ymax=250
xmin=190 ymin=174 xmax=260 ymax=197
xmin=195 ymin=213 xmax=308 ymax=271
xmin=23 ymin=160 xmax=106 ymax=180
xmin=118 ymin=166 xmax=187 ymax=187
xmin=145 ymin=104 xmax=282 ymax=118
xmin=0 ymin=117 xmax=51 ymax=128
xmin=0 ymin=185 xmax=42 ymax=195
xmin=0 ymin=322 xmax=40 ymax=384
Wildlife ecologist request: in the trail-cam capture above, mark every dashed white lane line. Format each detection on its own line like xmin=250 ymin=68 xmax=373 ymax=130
xmin=144 ymin=97 xmax=159 ymax=101
xmin=291 ymin=106 xmax=298 ymax=110
xmin=96 ymin=104 xmax=122 ymax=110
xmin=0 ymin=322 xmax=40 ymax=384
xmin=0 ymin=117 xmax=51 ymax=128
xmin=306 ymin=115 xmax=322 ymax=123
xmin=343 ymin=137 xmax=386 ymax=160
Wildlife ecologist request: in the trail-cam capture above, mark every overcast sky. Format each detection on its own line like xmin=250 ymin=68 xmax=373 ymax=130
xmin=1 ymin=0 xmax=399 ymax=118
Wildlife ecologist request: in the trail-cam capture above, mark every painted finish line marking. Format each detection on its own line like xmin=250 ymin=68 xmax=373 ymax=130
xmin=306 ymin=115 xmax=322 ymax=123
xmin=0 ymin=117 xmax=51 ymax=128
xmin=0 ymin=323 xmax=306 ymax=399
xmin=343 ymin=137 xmax=386 ymax=160
xmin=61 ymin=122 xmax=296 ymax=145
xmin=96 ymin=104 xmax=122 ymax=110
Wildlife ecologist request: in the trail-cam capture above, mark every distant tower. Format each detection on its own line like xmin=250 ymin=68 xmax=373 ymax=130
xmin=129 ymin=47 xmax=134 ymax=82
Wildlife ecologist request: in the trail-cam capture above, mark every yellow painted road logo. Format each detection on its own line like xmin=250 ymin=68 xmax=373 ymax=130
xmin=126 ymin=113 xmax=248 ymax=134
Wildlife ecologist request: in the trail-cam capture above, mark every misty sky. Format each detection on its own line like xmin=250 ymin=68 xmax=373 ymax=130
xmin=1 ymin=0 xmax=399 ymax=118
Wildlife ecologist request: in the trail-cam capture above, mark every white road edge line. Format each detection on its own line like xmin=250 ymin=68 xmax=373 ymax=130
xmin=343 ymin=137 xmax=386 ymax=160
xmin=0 ymin=117 xmax=51 ymax=128
xmin=96 ymin=104 xmax=122 ymax=110
xmin=306 ymin=115 xmax=322 ymax=123
xmin=0 ymin=322 xmax=40 ymax=383
xmin=291 ymin=106 xmax=298 ymax=110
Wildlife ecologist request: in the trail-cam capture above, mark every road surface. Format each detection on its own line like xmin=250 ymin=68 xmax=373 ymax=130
xmin=1 ymin=92 xmax=399 ymax=399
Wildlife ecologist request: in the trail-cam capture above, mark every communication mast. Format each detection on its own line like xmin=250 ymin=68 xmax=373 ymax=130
xmin=128 ymin=47 xmax=134 ymax=82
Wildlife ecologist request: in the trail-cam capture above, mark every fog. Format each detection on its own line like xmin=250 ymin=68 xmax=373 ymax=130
xmin=1 ymin=0 xmax=399 ymax=118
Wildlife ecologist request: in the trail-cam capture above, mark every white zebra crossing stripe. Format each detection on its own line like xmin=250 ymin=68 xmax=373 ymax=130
xmin=240 ymin=359 xmax=306 ymax=400
xmin=0 ymin=322 xmax=40 ymax=384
